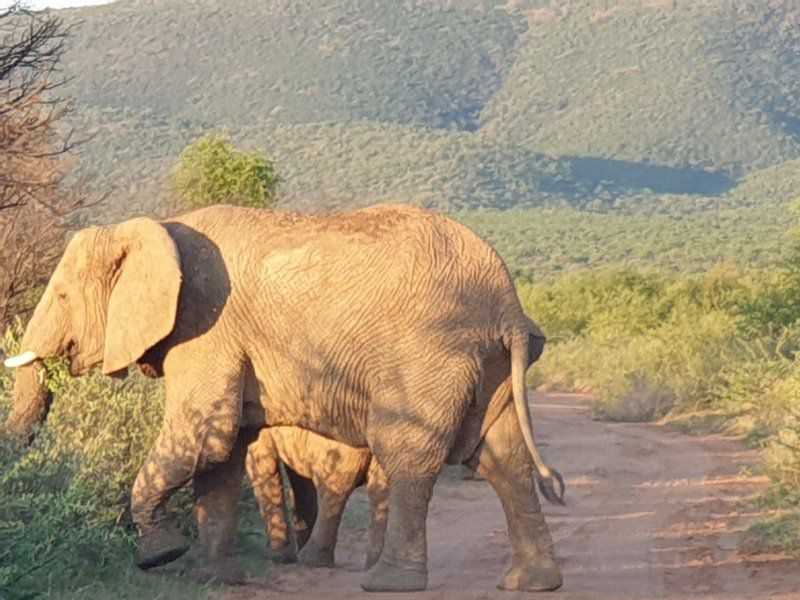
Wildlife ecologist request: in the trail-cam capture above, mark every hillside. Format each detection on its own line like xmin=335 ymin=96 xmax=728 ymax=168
xmin=459 ymin=161 xmax=800 ymax=277
xmin=482 ymin=0 xmax=800 ymax=175
xmin=65 ymin=0 xmax=522 ymax=130
xmin=52 ymin=0 xmax=800 ymax=221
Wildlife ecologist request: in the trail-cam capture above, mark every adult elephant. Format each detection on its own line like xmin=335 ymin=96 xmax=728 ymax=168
xmin=3 ymin=204 xmax=563 ymax=592
xmin=246 ymin=314 xmax=553 ymax=574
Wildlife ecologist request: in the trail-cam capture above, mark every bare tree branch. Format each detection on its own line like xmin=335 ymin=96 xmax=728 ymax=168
xmin=0 ymin=6 xmax=99 ymax=328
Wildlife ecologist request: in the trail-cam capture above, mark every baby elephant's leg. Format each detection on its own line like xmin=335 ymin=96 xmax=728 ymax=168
xmin=246 ymin=429 xmax=296 ymax=564
xmin=365 ymin=458 xmax=390 ymax=569
xmin=285 ymin=466 xmax=317 ymax=550
xmin=297 ymin=441 xmax=372 ymax=568
xmin=296 ymin=482 xmax=351 ymax=568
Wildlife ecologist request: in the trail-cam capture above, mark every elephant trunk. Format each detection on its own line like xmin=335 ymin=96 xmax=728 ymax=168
xmin=4 ymin=361 xmax=53 ymax=445
xmin=3 ymin=288 xmax=63 ymax=444
xmin=13 ymin=287 xmax=64 ymax=364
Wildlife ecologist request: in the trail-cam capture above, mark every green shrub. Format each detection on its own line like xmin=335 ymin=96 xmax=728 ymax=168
xmin=521 ymin=260 xmax=800 ymax=551
xmin=521 ymin=265 xmax=761 ymax=420
xmin=0 ymin=329 xmax=204 ymax=598
xmin=171 ymin=130 xmax=280 ymax=210
xmin=749 ymin=512 xmax=800 ymax=557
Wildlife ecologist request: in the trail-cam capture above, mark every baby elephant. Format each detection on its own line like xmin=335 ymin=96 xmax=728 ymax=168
xmin=246 ymin=426 xmax=389 ymax=568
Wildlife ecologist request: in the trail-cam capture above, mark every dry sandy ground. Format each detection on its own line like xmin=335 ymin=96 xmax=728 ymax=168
xmin=217 ymin=393 xmax=800 ymax=600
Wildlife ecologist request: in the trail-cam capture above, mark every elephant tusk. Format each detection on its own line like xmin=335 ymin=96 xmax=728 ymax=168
xmin=3 ymin=351 xmax=38 ymax=368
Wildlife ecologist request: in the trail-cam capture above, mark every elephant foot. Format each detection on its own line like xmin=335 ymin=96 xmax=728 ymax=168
xmin=361 ymin=558 xmax=427 ymax=592
xmin=135 ymin=527 xmax=190 ymax=570
xmin=267 ymin=544 xmax=297 ymax=565
xmin=297 ymin=543 xmax=334 ymax=568
xmin=185 ymin=558 xmax=246 ymax=586
xmin=461 ymin=465 xmax=485 ymax=481
xmin=498 ymin=560 xmax=562 ymax=592
xmin=365 ymin=550 xmax=380 ymax=570
xmin=294 ymin=524 xmax=312 ymax=549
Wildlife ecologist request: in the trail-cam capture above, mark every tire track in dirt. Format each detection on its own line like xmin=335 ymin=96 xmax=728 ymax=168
xmin=217 ymin=393 xmax=799 ymax=600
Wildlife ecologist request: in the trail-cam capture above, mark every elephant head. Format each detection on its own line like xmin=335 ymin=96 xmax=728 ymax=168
xmin=3 ymin=217 xmax=182 ymax=441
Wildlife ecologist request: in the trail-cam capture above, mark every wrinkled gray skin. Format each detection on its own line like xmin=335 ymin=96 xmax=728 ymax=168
xmin=4 ymin=204 xmax=563 ymax=592
xmin=250 ymin=318 xmax=550 ymax=572
xmin=247 ymin=426 xmax=389 ymax=569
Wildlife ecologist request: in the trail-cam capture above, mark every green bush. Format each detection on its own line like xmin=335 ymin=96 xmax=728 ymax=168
xmin=522 ymin=264 xmax=800 ymax=417
xmin=521 ymin=266 xmax=756 ymax=418
xmin=0 ymin=329 xmax=205 ymax=598
xmin=171 ymin=130 xmax=280 ymax=210
xmin=520 ymin=259 xmax=800 ymax=552
xmin=749 ymin=512 xmax=800 ymax=556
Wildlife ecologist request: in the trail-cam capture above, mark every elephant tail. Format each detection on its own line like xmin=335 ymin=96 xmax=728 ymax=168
xmin=510 ymin=328 xmax=566 ymax=505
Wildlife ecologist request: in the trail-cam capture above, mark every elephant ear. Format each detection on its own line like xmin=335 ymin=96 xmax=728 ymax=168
xmin=102 ymin=218 xmax=182 ymax=375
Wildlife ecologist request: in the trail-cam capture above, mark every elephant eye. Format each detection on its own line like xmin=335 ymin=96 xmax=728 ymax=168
xmin=57 ymin=292 xmax=68 ymax=302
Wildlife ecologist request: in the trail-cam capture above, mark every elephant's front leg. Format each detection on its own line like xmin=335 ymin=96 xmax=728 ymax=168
xmin=189 ymin=430 xmax=253 ymax=585
xmin=466 ymin=402 xmax=562 ymax=592
xmin=131 ymin=422 xmax=195 ymax=570
xmin=131 ymin=356 xmax=245 ymax=572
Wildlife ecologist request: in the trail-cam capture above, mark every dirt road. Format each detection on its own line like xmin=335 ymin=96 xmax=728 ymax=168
xmin=218 ymin=393 xmax=800 ymax=600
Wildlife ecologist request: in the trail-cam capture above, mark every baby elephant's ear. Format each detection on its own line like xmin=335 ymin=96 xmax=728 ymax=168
xmin=102 ymin=218 xmax=182 ymax=376
xmin=525 ymin=316 xmax=547 ymax=364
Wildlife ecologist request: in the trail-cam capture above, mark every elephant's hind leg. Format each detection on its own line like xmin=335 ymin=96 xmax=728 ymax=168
xmin=467 ymin=401 xmax=562 ymax=592
xmin=285 ymin=466 xmax=317 ymax=550
xmin=296 ymin=482 xmax=351 ymax=568
xmin=362 ymin=369 xmax=472 ymax=593
xmin=361 ymin=470 xmax=436 ymax=592
xmin=297 ymin=447 xmax=372 ymax=568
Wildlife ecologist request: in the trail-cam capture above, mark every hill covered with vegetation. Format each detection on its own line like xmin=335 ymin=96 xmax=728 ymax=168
xmin=56 ymin=0 xmax=800 ymax=229
xmin=481 ymin=0 xmax=800 ymax=174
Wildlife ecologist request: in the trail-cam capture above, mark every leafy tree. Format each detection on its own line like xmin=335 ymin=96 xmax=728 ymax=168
xmin=171 ymin=130 xmax=280 ymax=209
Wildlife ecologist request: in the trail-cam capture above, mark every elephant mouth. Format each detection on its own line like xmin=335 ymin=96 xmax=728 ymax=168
xmin=64 ymin=339 xmax=87 ymax=376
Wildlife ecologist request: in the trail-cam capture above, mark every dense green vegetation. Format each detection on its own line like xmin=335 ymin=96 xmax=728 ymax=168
xmin=56 ymin=0 xmax=800 ymax=220
xmin=515 ymin=245 xmax=800 ymax=555
xmin=0 ymin=330 xmax=191 ymax=599
xmin=458 ymin=203 xmax=790 ymax=278
xmin=520 ymin=265 xmax=800 ymax=418
xmin=481 ymin=0 xmax=800 ymax=174
xmin=171 ymin=130 xmax=280 ymax=209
